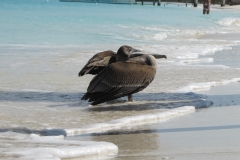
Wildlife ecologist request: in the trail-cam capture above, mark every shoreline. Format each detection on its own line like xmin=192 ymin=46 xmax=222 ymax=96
xmin=211 ymin=4 xmax=240 ymax=10
xmin=153 ymin=82 xmax=240 ymax=159
xmin=65 ymin=41 xmax=240 ymax=159
xmin=1 ymin=1 xmax=240 ymax=159
xmin=66 ymin=81 xmax=240 ymax=159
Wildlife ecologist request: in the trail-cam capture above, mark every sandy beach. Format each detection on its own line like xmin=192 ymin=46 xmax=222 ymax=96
xmin=1 ymin=1 xmax=240 ymax=159
xmin=66 ymin=25 xmax=240 ymax=159
xmin=155 ymin=82 xmax=240 ymax=160
xmin=66 ymin=81 xmax=240 ymax=159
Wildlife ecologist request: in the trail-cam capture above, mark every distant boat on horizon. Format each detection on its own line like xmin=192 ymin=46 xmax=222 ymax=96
xmin=59 ymin=0 xmax=135 ymax=4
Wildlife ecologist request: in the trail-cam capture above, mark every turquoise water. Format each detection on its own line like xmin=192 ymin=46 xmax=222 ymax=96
xmin=0 ymin=0 xmax=239 ymax=45
xmin=1 ymin=1 xmax=240 ymax=159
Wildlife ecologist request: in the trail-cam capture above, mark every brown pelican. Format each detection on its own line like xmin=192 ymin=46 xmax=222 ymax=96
xmin=79 ymin=46 xmax=166 ymax=76
xmin=79 ymin=45 xmax=167 ymax=105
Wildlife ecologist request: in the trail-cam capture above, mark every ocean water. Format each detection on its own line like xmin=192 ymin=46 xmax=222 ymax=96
xmin=0 ymin=0 xmax=240 ymax=159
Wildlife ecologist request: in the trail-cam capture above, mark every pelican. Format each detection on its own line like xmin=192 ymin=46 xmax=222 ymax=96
xmin=79 ymin=45 xmax=167 ymax=105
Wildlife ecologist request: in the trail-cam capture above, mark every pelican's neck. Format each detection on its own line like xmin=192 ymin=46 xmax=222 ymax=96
xmin=116 ymin=50 xmax=130 ymax=61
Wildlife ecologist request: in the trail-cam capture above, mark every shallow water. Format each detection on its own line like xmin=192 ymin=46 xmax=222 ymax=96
xmin=0 ymin=0 xmax=240 ymax=159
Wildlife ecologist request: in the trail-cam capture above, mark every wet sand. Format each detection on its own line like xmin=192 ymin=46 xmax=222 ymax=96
xmin=65 ymin=25 xmax=240 ymax=159
xmin=199 ymin=33 xmax=240 ymax=41
xmin=153 ymin=82 xmax=240 ymax=159
xmin=66 ymin=81 xmax=240 ymax=159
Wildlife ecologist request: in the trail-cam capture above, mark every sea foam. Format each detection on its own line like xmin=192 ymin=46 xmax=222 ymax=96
xmin=177 ymin=78 xmax=240 ymax=93
xmin=65 ymin=106 xmax=195 ymax=136
xmin=4 ymin=133 xmax=118 ymax=160
xmin=218 ymin=18 xmax=240 ymax=27
xmin=36 ymin=107 xmax=196 ymax=137
xmin=2 ymin=106 xmax=196 ymax=159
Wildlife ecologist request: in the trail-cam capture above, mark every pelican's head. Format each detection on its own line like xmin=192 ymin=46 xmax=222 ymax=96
xmin=116 ymin=45 xmax=141 ymax=61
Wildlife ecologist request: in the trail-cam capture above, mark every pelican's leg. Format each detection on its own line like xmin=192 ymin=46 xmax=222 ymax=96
xmin=128 ymin=94 xmax=133 ymax=102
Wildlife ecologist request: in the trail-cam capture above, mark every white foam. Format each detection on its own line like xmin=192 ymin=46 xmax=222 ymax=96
xmin=177 ymin=78 xmax=240 ymax=92
xmin=131 ymin=32 xmax=168 ymax=41
xmin=1 ymin=106 xmax=196 ymax=159
xmin=178 ymin=58 xmax=214 ymax=64
xmin=65 ymin=106 xmax=195 ymax=136
xmin=217 ymin=17 xmax=240 ymax=32
xmin=4 ymin=133 xmax=118 ymax=160
xmin=218 ymin=18 xmax=240 ymax=27
xmin=139 ymin=43 xmax=233 ymax=67
xmin=153 ymin=33 xmax=168 ymax=40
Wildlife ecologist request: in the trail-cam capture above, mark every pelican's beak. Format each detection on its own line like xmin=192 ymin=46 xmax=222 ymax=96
xmin=151 ymin=54 xmax=167 ymax=59
xmin=129 ymin=47 xmax=167 ymax=59
xmin=130 ymin=47 xmax=142 ymax=54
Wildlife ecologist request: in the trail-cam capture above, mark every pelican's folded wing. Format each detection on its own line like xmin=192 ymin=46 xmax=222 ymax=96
xmin=82 ymin=58 xmax=156 ymax=105
xmin=78 ymin=50 xmax=116 ymax=76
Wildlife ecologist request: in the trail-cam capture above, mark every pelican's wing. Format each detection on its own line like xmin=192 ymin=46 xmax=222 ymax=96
xmin=78 ymin=50 xmax=116 ymax=76
xmin=81 ymin=58 xmax=156 ymax=105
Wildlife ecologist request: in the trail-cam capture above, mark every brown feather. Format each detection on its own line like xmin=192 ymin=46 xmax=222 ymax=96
xmin=78 ymin=50 xmax=116 ymax=76
xmin=84 ymin=57 xmax=156 ymax=105
xmin=80 ymin=46 xmax=164 ymax=105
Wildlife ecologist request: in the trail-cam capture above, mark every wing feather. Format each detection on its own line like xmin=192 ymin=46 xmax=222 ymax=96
xmin=78 ymin=50 xmax=116 ymax=76
xmin=82 ymin=60 xmax=156 ymax=105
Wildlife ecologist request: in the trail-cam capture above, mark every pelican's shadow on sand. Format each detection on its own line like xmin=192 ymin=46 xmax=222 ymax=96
xmin=2 ymin=124 xmax=240 ymax=137
xmin=85 ymin=92 xmax=213 ymax=112
xmin=0 ymin=127 xmax=67 ymax=136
